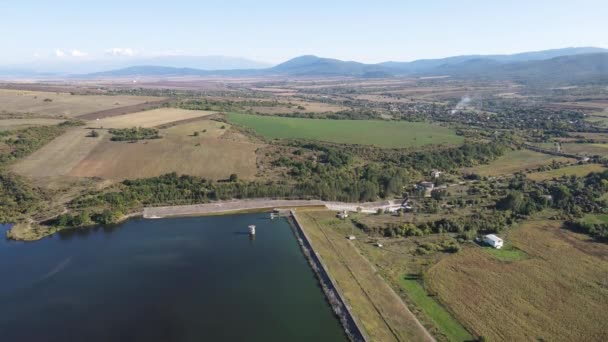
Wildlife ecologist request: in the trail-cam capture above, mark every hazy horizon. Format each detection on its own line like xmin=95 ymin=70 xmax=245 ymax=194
xmin=2 ymin=0 xmax=607 ymax=66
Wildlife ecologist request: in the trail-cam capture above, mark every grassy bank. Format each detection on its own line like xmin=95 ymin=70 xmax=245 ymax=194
xmin=399 ymin=275 xmax=473 ymax=341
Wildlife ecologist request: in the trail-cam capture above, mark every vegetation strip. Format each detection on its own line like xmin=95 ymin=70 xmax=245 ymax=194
xmin=298 ymin=211 xmax=436 ymax=341
xmin=290 ymin=211 xmax=367 ymax=342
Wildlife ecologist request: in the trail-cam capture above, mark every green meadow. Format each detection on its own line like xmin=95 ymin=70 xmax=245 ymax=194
xmin=227 ymin=113 xmax=464 ymax=148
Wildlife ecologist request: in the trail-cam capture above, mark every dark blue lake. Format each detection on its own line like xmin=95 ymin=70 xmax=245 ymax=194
xmin=0 ymin=214 xmax=346 ymax=341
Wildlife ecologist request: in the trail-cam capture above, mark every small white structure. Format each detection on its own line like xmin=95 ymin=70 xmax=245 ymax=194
xmin=248 ymin=225 xmax=256 ymax=235
xmin=375 ymin=242 xmax=383 ymax=248
xmin=431 ymin=169 xmax=443 ymax=178
xmin=347 ymin=235 xmax=356 ymax=240
xmin=337 ymin=210 xmax=349 ymax=219
xmin=483 ymin=234 xmax=503 ymax=249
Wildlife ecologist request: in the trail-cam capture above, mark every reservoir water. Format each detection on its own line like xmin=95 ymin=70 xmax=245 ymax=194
xmin=0 ymin=214 xmax=346 ymax=341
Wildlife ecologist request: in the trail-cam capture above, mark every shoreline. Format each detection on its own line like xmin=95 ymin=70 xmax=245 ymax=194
xmin=6 ymin=198 xmax=405 ymax=241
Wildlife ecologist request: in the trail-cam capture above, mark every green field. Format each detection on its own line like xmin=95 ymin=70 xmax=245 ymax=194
xmin=399 ymin=275 xmax=473 ymax=341
xmin=581 ymin=213 xmax=608 ymax=225
xmin=482 ymin=245 xmax=528 ymax=262
xmin=227 ymin=113 xmax=464 ymax=148
xmin=460 ymin=149 xmax=575 ymax=176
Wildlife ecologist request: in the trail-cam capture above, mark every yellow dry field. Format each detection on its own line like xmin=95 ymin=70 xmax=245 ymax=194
xmin=244 ymin=100 xmax=346 ymax=114
xmin=12 ymin=128 xmax=108 ymax=178
xmin=69 ymin=120 xmax=259 ymax=181
xmin=0 ymin=118 xmax=65 ymax=131
xmin=90 ymin=108 xmax=215 ymax=129
xmin=560 ymin=143 xmax=608 ymax=157
xmin=0 ymin=89 xmax=159 ymax=117
xmin=568 ymin=132 xmax=608 ymax=142
xmin=427 ymin=220 xmax=608 ymax=341
xmin=526 ymin=164 xmax=606 ymax=181
xmin=461 ymin=149 xmax=576 ymax=176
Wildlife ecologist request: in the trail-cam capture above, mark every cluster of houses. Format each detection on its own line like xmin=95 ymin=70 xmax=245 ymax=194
xmin=332 ymin=168 xmax=506 ymax=249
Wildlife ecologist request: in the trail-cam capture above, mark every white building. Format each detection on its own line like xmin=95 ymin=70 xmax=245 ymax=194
xmin=337 ymin=210 xmax=349 ymax=219
xmin=431 ymin=169 xmax=443 ymax=178
xmin=483 ymin=234 xmax=504 ymax=249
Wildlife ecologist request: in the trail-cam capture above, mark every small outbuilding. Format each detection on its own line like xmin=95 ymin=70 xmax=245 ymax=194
xmin=416 ymin=181 xmax=435 ymax=197
xmin=483 ymin=234 xmax=504 ymax=249
xmin=430 ymin=169 xmax=443 ymax=178
xmin=418 ymin=181 xmax=435 ymax=190
xmin=337 ymin=210 xmax=349 ymax=219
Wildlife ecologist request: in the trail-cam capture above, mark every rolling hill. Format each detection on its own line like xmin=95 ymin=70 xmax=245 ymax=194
xmin=76 ymin=47 xmax=608 ymax=83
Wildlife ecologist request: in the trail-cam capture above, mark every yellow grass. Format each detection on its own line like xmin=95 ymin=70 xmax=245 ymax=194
xmin=245 ymin=100 xmax=346 ymax=114
xmin=297 ymin=210 xmax=433 ymax=342
xmin=560 ymin=143 xmax=608 ymax=157
xmin=10 ymin=111 xmax=256 ymax=183
xmin=69 ymin=120 xmax=259 ymax=181
xmin=461 ymin=149 xmax=576 ymax=176
xmin=90 ymin=108 xmax=215 ymax=129
xmin=527 ymin=164 xmax=606 ymax=181
xmin=163 ymin=119 xmax=227 ymax=138
xmin=0 ymin=118 xmax=65 ymax=131
xmin=0 ymin=89 xmax=159 ymax=117
xmin=12 ymin=128 xmax=107 ymax=178
xmin=426 ymin=219 xmax=608 ymax=341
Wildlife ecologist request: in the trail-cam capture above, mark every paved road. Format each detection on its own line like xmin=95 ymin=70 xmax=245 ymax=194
xmin=143 ymin=199 xmax=405 ymax=218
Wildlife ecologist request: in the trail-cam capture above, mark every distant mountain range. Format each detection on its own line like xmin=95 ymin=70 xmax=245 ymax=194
xmin=0 ymin=55 xmax=270 ymax=75
xmin=2 ymin=47 xmax=607 ymax=83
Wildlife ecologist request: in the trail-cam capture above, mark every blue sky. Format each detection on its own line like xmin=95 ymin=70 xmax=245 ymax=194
xmin=1 ymin=0 xmax=607 ymax=64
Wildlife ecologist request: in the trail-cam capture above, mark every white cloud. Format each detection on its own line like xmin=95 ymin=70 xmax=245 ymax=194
xmin=71 ymin=49 xmax=88 ymax=57
xmin=55 ymin=49 xmax=66 ymax=57
xmin=105 ymin=48 xmax=137 ymax=57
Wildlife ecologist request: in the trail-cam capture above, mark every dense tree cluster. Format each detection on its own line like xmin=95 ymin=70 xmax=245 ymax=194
xmin=0 ymin=173 xmax=44 ymax=223
xmin=564 ymin=220 xmax=608 ymax=242
xmin=109 ymin=127 xmax=161 ymax=141
xmin=493 ymin=170 xmax=608 ymax=241
xmin=355 ymin=211 xmax=513 ymax=241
